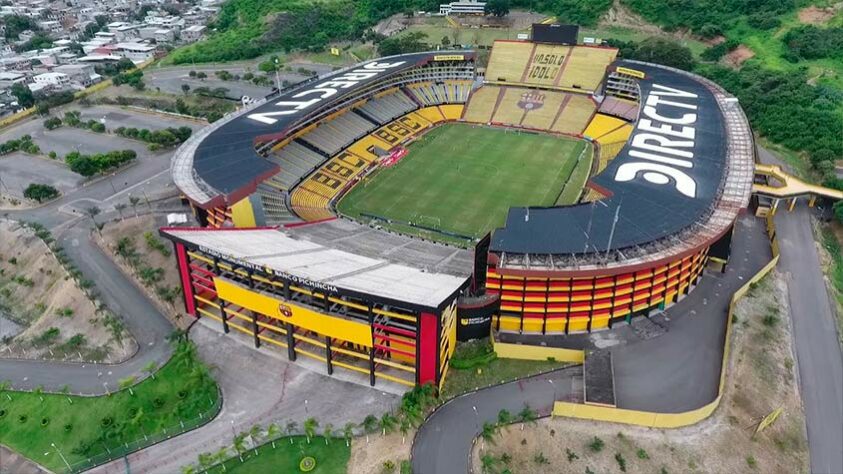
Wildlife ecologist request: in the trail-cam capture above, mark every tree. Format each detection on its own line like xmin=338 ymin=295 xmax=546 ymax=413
xmin=249 ymin=424 xmax=262 ymax=454
xmin=480 ymin=454 xmax=497 ymax=473
xmin=214 ymin=446 xmax=230 ymax=471
xmin=196 ymin=71 xmax=207 ymax=80
xmin=266 ymin=423 xmax=281 ymax=448
xmin=833 ymin=201 xmax=843 ymax=224
xmin=86 ymin=206 xmax=101 ymax=233
xmin=497 ymin=409 xmax=512 ymax=425
xmin=10 ymin=83 xmax=35 ymax=108
xmin=118 ymin=376 xmax=136 ymax=395
xmin=23 ymin=183 xmax=59 ymax=203
xmin=629 ymin=37 xmax=695 ymax=71
xmin=378 ymin=32 xmax=429 ymax=56
xmin=361 ymin=414 xmax=378 ymax=443
xmin=181 ymin=83 xmax=190 ymax=95
xmin=343 ymin=422 xmax=355 ymax=447
xmin=286 ymin=421 xmax=298 ymax=443
xmin=485 ymin=0 xmax=510 ymax=17
xmin=197 ymin=452 xmax=214 ymax=471
xmin=380 ymin=412 xmax=397 ymax=436
xmin=0 ymin=380 xmax=11 ymax=401
xmin=441 ymin=36 xmax=451 ymax=47
xmin=129 ymin=196 xmax=141 ymax=216
xmin=34 ymin=385 xmax=44 ymax=403
xmin=322 ymin=423 xmax=333 ymax=445
xmin=304 ymin=417 xmax=318 ymax=444
xmin=115 ymin=203 xmax=127 ymax=220
xmin=481 ymin=421 xmax=498 ymax=444
xmin=399 ymin=417 xmax=411 ymax=445
xmin=232 ymin=432 xmax=247 ymax=462
xmin=518 ymin=405 xmax=537 ymax=430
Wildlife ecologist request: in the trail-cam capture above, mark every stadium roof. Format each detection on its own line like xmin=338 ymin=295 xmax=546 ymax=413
xmin=161 ymin=227 xmax=470 ymax=311
xmin=172 ymin=51 xmax=476 ymax=209
xmin=490 ymin=60 xmax=753 ymax=264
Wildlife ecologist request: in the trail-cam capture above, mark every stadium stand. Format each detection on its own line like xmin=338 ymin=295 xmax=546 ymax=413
xmin=463 ymin=85 xmax=595 ymax=136
xmin=485 ymin=41 xmax=617 ymax=93
xmin=290 ymin=106 xmax=463 ymax=221
xmin=550 ymin=94 xmax=595 ymax=135
xmin=598 ymin=96 xmax=639 ymax=122
xmin=301 ymin=111 xmax=378 ymax=156
xmin=406 ymin=81 xmax=473 ymax=106
xmin=358 ymin=88 xmax=419 ymax=124
xmin=461 ymin=86 xmax=502 ymax=123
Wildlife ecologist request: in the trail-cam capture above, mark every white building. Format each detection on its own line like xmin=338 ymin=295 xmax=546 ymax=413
xmin=0 ymin=71 xmax=27 ymax=89
xmin=32 ymin=72 xmax=71 ymax=89
xmin=439 ymin=0 xmax=486 ymax=15
xmin=53 ymin=63 xmax=100 ymax=87
xmin=113 ymin=42 xmax=156 ymax=62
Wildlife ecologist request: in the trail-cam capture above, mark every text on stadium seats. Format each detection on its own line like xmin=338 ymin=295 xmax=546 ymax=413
xmin=247 ymin=61 xmax=408 ymax=125
xmin=614 ymin=84 xmax=699 ymax=198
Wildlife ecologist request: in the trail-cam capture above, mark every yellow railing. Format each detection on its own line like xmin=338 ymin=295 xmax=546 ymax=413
xmin=553 ymin=215 xmax=780 ymax=428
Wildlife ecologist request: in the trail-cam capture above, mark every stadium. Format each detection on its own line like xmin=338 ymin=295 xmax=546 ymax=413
xmin=162 ymin=25 xmax=754 ymax=390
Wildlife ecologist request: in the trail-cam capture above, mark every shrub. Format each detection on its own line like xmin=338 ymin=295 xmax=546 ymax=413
xmin=588 ymin=436 xmax=604 ymax=452
xmin=615 ymin=452 xmax=627 ymax=472
xmin=23 ymin=183 xmax=60 ymax=203
xmin=637 ymin=448 xmax=649 ymax=459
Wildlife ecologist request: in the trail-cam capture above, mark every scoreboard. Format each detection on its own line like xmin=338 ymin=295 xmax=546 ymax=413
xmin=532 ymin=24 xmax=579 ymax=45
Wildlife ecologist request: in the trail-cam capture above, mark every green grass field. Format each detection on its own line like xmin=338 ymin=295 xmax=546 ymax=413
xmin=207 ymin=436 xmax=349 ymax=474
xmin=0 ymin=341 xmax=219 ymax=473
xmin=336 ymin=123 xmax=590 ymax=245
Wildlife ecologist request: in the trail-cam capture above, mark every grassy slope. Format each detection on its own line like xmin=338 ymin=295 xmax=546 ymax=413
xmin=207 ymin=436 xmax=349 ymax=474
xmin=0 ymin=343 xmax=219 ymax=472
xmin=336 ymin=124 xmax=585 ymax=240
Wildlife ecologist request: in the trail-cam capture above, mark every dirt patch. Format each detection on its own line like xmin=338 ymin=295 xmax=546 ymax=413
xmin=0 ymin=220 xmax=137 ymax=362
xmin=600 ymin=1 xmax=663 ymax=34
xmin=798 ymin=5 xmax=838 ymax=25
xmin=0 ymin=194 xmax=37 ymax=211
xmin=471 ymin=270 xmax=808 ymax=473
xmin=96 ymin=214 xmax=190 ymax=330
xmin=722 ymin=44 xmax=756 ymax=68
xmin=348 ymin=432 xmax=412 ymax=474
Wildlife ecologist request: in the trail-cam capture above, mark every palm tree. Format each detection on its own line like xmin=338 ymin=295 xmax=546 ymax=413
xmin=497 ymin=409 xmax=512 ymax=426
xmin=115 ymin=202 xmax=127 ymax=220
xmin=480 ymin=454 xmax=497 ymax=473
xmin=303 ymin=417 xmax=318 ymax=444
xmin=119 ymin=376 xmax=136 ymax=396
xmin=86 ymin=206 xmax=101 ymax=233
xmin=361 ymin=414 xmax=378 ymax=444
xmin=399 ymin=416 xmax=411 ymax=445
xmin=214 ymin=446 xmax=230 ymax=471
xmin=129 ymin=196 xmax=141 ymax=217
xmin=518 ymin=405 xmax=537 ymax=431
xmin=232 ymin=432 xmax=247 ymax=462
xmin=180 ymin=464 xmax=196 ymax=474
xmin=322 ymin=423 xmax=333 ymax=445
xmin=343 ymin=422 xmax=355 ymax=447
xmin=57 ymin=384 xmax=72 ymax=404
xmin=34 ymin=385 xmax=44 ymax=403
xmin=197 ymin=452 xmax=214 ymax=472
xmin=286 ymin=421 xmax=298 ymax=444
xmin=380 ymin=412 xmax=397 ymax=436
xmin=143 ymin=361 xmax=158 ymax=380
xmin=0 ymin=380 xmax=11 ymax=401
xmin=249 ymin=424 xmax=262 ymax=454
xmin=481 ymin=422 xmax=498 ymax=445
xmin=266 ymin=423 xmax=280 ymax=449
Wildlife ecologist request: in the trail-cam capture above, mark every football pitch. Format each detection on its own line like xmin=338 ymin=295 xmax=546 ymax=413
xmin=336 ymin=123 xmax=591 ymax=245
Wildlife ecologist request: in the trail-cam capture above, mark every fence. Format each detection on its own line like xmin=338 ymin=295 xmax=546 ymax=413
xmin=59 ymin=391 xmax=222 ymax=474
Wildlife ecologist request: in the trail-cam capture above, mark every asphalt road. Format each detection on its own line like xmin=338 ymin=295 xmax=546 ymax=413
xmin=412 ymin=366 xmax=582 ymax=474
xmin=758 ymin=147 xmax=843 ymax=474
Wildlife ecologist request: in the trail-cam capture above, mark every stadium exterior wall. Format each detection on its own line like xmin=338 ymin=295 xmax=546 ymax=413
xmin=164 ymin=233 xmax=461 ymax=389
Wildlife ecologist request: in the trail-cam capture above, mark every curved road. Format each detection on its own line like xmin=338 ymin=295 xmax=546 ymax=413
xmin=0 ymin=144 xmax=176 ymax=394
xmin=412 ymin=367 xmax=581 ymax=474
xmin=757 ymin=147 xmax=843 ymax=474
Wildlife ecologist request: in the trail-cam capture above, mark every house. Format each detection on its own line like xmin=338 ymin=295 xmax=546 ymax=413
xmin=439 ymin=0 xmax=487 ymax=15
xmin=113 ymin=42 xmax=156 ymax=62
xmin=181 ymin=25 xmax=206 ymax=43
xmin=54 ymin=63 xmax=100 ymax=87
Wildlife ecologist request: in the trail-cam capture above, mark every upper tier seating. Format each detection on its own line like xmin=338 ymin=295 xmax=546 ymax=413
xmin=358 ymin=89 xmax=419 ymax=124
xmin=302 ymin=111 xmax=378 ymax=156
xmin=485 ymin=41 xmax=617 ymax=93
xmin=598 ymin=96 xmax=639 ymax=122
xmin=406 ymin=81 xmax=474 ymax=106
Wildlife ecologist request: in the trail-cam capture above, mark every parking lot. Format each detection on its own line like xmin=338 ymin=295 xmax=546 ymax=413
xmin=0 ymin=152 xmax=83 ymax=198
